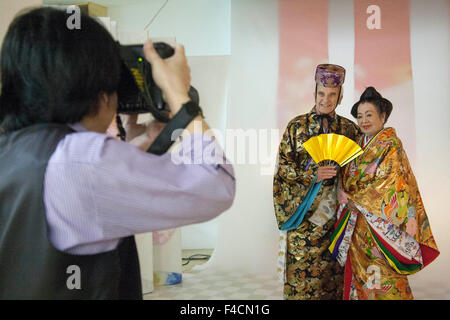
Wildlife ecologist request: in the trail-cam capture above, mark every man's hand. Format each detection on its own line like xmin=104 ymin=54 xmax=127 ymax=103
xmin=143 ymin=39 xmax=191 ymax=115
xmin=316 ymin=166 xmax=337 ymax=182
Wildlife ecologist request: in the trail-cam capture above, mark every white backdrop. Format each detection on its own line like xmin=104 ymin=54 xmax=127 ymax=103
xmin=203 ymin=0 xmax=280 ymax=275
xmin=408 ymin=0 xmax=450 ymax=299
xmin=205 ymin=0 xmax=450 ymax=300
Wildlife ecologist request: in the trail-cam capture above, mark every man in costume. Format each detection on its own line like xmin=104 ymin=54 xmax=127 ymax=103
xmin=273 ymin=64 xmax=360 ymax=299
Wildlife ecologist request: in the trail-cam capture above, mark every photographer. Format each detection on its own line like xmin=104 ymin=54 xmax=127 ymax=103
xmin=0 ymin=7 xmax=235 ymax=299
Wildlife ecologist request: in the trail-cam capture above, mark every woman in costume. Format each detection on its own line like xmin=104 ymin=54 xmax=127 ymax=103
xmin=329 ymin=87 xmax=439 ymax=300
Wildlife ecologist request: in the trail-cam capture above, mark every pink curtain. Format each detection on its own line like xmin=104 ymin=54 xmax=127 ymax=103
xmin=354 ymin=0 xmax=416 ymax=159
xmin=277 ymin=0 xmax=329 ymax=130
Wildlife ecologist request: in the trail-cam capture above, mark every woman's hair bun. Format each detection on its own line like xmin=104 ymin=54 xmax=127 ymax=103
xmin=379 ymin=98 xmax=393 ymax=120
xmin=360 ymin=86 xmax=382 ymax=100
xmin=351 ymin=86 xmax=393 ymax=122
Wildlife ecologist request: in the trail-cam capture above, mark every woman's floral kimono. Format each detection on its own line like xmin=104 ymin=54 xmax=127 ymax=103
xmin=331 ymin=127 xmax=439 ymax=300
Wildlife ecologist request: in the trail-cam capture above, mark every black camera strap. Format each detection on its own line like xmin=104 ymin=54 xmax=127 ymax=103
xmin=147 ymin=101 xmax=203 ymax=155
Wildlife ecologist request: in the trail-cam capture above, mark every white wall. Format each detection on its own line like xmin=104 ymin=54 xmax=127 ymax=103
xmin=408 ymin=0 xmax=450 ymax=299
xmin=328 ymin=0 xmax=355 ymax=119
xmin=108 ymin=0 xmax=230 ymax=56
xmin=205 ymin=0 xmax=280 ymax=274
xmin=0 ymin=0 xmax=42 ymax=48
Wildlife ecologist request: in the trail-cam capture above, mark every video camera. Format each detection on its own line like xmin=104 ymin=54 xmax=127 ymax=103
xmin=116 ymin=42 xmax=199 ymax=123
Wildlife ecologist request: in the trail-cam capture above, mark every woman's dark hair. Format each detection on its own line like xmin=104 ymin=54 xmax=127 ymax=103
xmin=0 ymin=7 xmax=121 ymax=133
xmin=351 ymin=86 xmax=393 ymax=123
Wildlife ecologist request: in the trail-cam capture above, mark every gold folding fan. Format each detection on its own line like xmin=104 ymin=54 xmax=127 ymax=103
xmin=302 ymin=133 xmax=363 ymax=167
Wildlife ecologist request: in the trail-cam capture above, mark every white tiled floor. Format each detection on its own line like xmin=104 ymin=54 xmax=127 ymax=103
xmin=144 ymin=248 xmax=283 ymax=300
xmin=144 ymin=269 xmax=283 ymax=300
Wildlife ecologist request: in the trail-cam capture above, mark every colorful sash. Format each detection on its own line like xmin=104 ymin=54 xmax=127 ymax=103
xmin=329 ymin=202 xmax=424 ymax=274
xmin=280 ymin=176 xmax=323 ymax=231
xmin=328 ymin=204 xmax=358 ymax=266
xmin=368 ymin=226 xmax=421 ymax=274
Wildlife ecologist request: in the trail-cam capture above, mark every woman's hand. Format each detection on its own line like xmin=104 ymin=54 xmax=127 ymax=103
xmin=338 ymin=188 xmax=348 ymax=205
xmin=347 ymin=199 xmax=360 ymax=213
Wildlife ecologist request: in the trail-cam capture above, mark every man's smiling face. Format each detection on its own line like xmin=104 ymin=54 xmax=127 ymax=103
xmin=315 ymin=85 xmax=342 ymax=115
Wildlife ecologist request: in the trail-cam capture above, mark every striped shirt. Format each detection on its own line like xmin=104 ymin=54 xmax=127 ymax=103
xmin=43 ymin=123 xmax=235 ymax=254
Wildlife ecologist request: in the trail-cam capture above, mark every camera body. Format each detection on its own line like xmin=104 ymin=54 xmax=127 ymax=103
xmin=116 ymin=42 xmax=199 ymax=123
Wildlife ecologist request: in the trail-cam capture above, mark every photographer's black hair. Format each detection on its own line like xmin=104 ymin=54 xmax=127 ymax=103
xmin=0 ymin=7 xmax=121 ymax=133
xmin=351 ymin=86 xmax=393 ymax=123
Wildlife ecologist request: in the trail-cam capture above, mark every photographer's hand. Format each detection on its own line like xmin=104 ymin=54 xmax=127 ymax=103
xmin=120 ymin=114 xmax=145 ymax=142
xmin=143 ymin=40 xmax=215 ymax=139
xmin=143 ymin=39 xmax=190 ymax=115
xmin=121 ymin=114 xmax=166 ymax=152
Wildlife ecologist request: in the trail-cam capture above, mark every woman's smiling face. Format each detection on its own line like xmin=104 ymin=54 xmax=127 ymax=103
xmin=357 ymin=102 xmax=385 ymax=137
